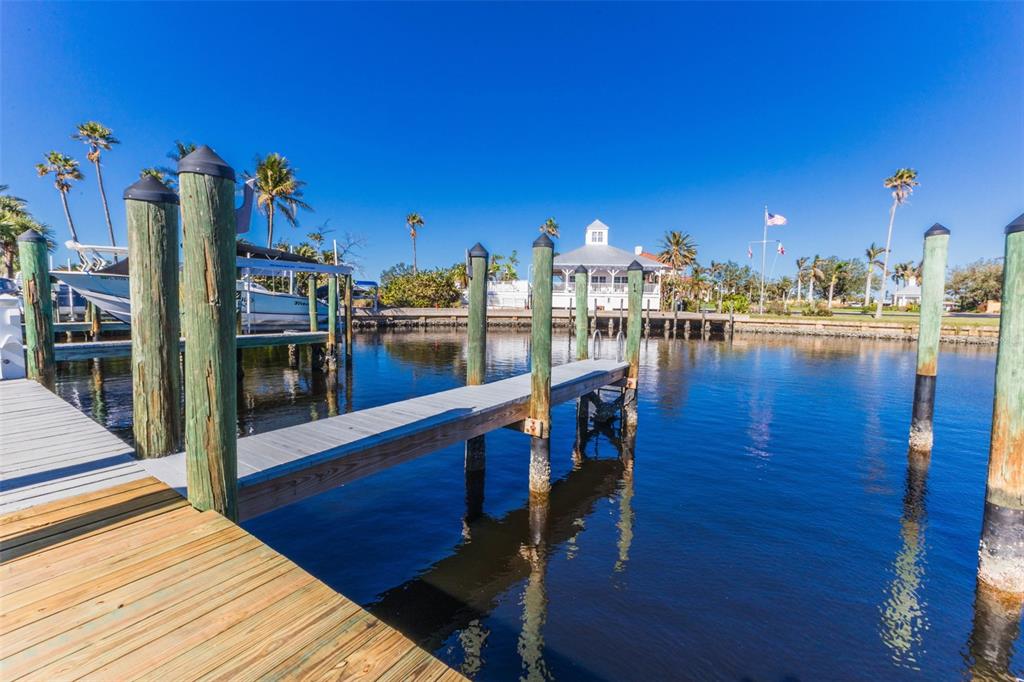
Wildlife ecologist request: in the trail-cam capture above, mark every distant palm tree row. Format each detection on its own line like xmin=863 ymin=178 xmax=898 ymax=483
xmin=32 ymin=123 xmax=318 ymax=251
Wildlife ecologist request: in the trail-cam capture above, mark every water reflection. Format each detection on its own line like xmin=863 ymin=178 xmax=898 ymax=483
xmin=367 ymin=453 xmax=629 ymax=659
xmin=964 ymin=580 xmax=1023 ymax=680
xmin=880 ymin=449 xmax=931 ymax=669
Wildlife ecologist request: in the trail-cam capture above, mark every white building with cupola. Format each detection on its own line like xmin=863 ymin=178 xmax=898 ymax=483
xmin=486 ymin=219 xmax=667 ymax=311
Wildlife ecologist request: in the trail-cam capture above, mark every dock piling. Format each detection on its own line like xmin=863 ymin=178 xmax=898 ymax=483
xmin=574 ymin=266 xmax=588 ymax=361
xmin=909 ymin=224 xmax=950 ymax=452
xmin=528 ymin=234 xmax=554 ymax=496
xmin=465 ymin=243 xmax=489 ymax=525
xmin=124 ymin=176 xmax=182 ymax=458
xmin=327 ymin=274 xmax=338 ymax=369
xmin=17 ymin=230 xmax=55 ymax=388
xmin=623 ymin=261 xmax=644 ymax=427
xmin=178 ymin=145 xmax=238 ymax=520
xmin=977 ymin=213 xmax=1024 ymax=596
xmin=344 ymin=273 xmax=354 ymax=367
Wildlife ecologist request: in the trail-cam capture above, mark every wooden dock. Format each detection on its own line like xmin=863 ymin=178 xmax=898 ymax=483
xmin=0 ymin=380 xmax=460 ymax=680
xmin=141 ymin=358 xmax=628 ymax=520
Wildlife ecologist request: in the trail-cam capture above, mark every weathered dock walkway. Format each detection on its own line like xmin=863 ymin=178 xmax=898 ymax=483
xmin=0 ymin=381 xmax=460 ymax=680
xmin=141 ymin=357 xmax=628 ymax=520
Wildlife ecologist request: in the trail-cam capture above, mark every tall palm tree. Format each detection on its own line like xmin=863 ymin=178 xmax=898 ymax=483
xmin=0 ymin=186 xmax=53 ymax=279
xmin=35 ymin=151 xmax=84 ymax=242
xmin=807 ymin=254 xmax=825 ymax=302
xmin=247 ymin=153 xmax=311 ymax=249
xmin=875 ymin=168 xmax=920 ymax=318
xmin=72 ymin=121 xmax=120 ymax=247
xmin=708 ymin=260 xmax=725 ymax=310
xmin=156 ymin=140 xmax=198 ymax=188
xmin=538 ymin=217 xmax=559 ymax=238
xmin=827 ymin=260 xmax=849 ymax=309
xmin=795 ymin=256 xmax=809 ymax=303
xmin=892 ymin=261 xmax=915 ymax=288
xmin=406 ymin=212 xmax=425 ymax=274
xmin=657 ymin=231 xmax=698 ymax=313
xmin=864 ymin=242 xmax=886 ymax=306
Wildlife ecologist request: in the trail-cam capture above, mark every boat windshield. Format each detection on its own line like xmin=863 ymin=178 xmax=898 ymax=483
xmin=0 ymin=278 xmax=18 ymax=295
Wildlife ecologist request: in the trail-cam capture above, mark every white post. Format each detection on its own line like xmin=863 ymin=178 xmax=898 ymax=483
xmin=759 ymin=205 xmax=768 ymax=314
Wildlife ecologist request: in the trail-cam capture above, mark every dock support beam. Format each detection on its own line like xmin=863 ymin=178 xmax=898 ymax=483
xmin=17 ymin=230 xmax=54 ymax=389
xmin=574 ymin=266 xmax=588 ymax=360
xmin=977 ymin=213 xmax=1024 ymax=597
xmin=125 ymin=176 xmax=181 ymax=458
xmin=909 ymin=223 xmax=950 ymax=452
xmin=178 ymin=145 xmax=238 ymax=520
xmin=344 ymin=273 xmax=354 ymax=368
xmin=529 ymin=234 xmax=554 ymax=497
xmin=623 ymin=260 xmax=644 ymax=428
xmin=327 ymin=274 xmax=338 ymax=370
xmin=464 ymin=243 xmax=489 ymax=530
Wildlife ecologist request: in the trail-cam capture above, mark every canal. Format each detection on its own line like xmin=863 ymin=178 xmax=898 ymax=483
xmin=53 ymin=330 xmax=1018 ymax=680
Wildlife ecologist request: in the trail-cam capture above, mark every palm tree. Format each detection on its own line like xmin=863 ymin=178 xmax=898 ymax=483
xmin=247 ymin=153 xmax=311 ymax=248
xmin=156 ymin=141 xmax=198 ymax=188
xmin=140 ymin=167 xmax=170 ymax=183
xmin=539 ymin=217 xmax=559 ymax=238
xmin=827 ymin=260 xmax=849 ymax=309
xmin=36 ymin=151 xmax=84 ymax=242
xmin=708 ymin=260 xmax=725 ymax=310
xmin=406 ymin=212 xmax=425 ymax=274
xmin=657 ymin=231 xmax=698 ymax=313
xmin=875 ymin=168 xmax=920 ymax=318
xmin=0 ymin=186 xmax=53 ymax=279
xmin=892 ymin=261 xmax=915 ymax=288
xmin=807 ymin=254 xmax=825 ymax=302
xmin=863 ymin=242 xmax=885 ymax=306
xmin=72 ymin=121 xmax=120 ymax=247
xmin=795 ymin=256 xmax=809 ymax=303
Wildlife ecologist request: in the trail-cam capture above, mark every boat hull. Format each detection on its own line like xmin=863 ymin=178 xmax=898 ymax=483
xmin=54 ymin=271 xmax=330 ymax=331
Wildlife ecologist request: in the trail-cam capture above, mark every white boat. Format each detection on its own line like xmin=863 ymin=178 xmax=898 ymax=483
xmin=55 ymin=242 xmax=352 ymax=332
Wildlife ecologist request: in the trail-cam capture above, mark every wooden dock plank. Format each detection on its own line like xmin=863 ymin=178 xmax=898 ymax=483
xmin=52 ymin=331 xmax=330 ymax=361
xmin=133 ymin=358 xmax=627 ymax=520
xmin=0 ymin=380 xmax=147 ymax=515
xmin=0 ymin=478 xmax=458 ymax=681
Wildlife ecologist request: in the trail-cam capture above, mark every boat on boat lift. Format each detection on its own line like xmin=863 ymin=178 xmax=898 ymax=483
xmin=54 ymin=241 xmax=353 ymax=332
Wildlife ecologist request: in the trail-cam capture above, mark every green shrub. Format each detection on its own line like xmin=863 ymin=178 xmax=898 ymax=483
xmin=806 ymin=301 xmax=834 ymax=317
xmin=721 ymin=293 xmax=750 ymax=314
xmin=379 ymin=266 xmax=461 ymax=308
xmin=765 ymin=301 xmax=790 ymax=316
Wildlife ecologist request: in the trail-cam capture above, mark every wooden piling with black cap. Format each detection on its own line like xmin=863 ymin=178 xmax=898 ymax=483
xmin=124 ymin=175 xmax=181 ymax=458
xmin=976 ymin=212 xmax=1024 ymax=597
xmin=908 ymin=223 xmax=950 ymax=452
xmin=177 ymin=145 xmax=238 ymax=519
xmin=528 ymin=234 xmax=554 ymax=497
xmin=17 ymin=230 xmax=54 ymax=388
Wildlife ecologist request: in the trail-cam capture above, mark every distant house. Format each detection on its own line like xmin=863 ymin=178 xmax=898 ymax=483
xmin=888 ymin=277 xmax=955 ymax=311
xmin=551 ymin=220 xmax=668 ymax=311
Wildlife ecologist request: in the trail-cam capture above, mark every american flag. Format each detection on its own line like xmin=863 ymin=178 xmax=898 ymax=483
xmin=766 ymin=211 xmax=788 ymax=226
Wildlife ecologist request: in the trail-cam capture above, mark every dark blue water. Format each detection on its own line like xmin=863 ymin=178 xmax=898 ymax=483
xmin=55 ymin=331 xmax=1020 ymax=680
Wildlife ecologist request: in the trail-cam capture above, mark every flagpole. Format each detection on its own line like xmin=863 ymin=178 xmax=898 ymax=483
xmin=759 ymin=205 xmax=768 ymax=314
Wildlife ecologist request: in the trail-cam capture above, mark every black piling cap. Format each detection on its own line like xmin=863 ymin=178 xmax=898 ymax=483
xmin=924 ymin=223 xmax=950 ymax=238
xmin=1006 ymin=212 xmax=1024 ymax=235
xmin=574 ymin=265 xmax=588 ymax=274
xmin=533 ymin=233 xmax=554 ymax=249
xmin=177 ymin=145 xmax=235 ymax=181
xmin=123 ymin=176 xmax=179 ymax=204
xmin=627 ymin=259 xmax=645 ymax=272
xmin=468 ymin=242 xmax=488 ymax=258
xmin=17 ymin=229 xmax=46 ymax=243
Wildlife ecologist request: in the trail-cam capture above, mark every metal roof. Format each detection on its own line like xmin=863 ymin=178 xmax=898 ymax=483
xmin=553 ymin=243 xmax=667 ymax=270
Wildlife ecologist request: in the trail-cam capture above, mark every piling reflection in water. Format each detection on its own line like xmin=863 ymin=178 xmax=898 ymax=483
xmin=366 ymin=450 xmax=630 ymax=669
xmin=964 ymin=579 xmax=1023 ymax=681
xmin=879 ymin=449 xmax=931 ymax=669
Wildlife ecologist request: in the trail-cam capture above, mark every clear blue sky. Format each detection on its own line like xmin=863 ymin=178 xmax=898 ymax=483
xmin=2 ymin=2 xmax=1021 ymax=280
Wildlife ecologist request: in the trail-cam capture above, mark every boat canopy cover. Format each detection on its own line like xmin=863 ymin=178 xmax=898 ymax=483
xmin=91 ymin=242 xmax=349 ymax=276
